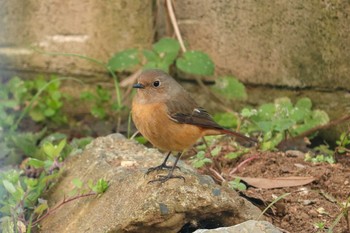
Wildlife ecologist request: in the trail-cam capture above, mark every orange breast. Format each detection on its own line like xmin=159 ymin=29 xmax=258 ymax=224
xmin=132 ymin=102 xmax=207 ymax=152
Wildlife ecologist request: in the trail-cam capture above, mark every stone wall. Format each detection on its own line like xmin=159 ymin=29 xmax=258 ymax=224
xmin=1 ymin=1 xmax=349 ymax=90
xmin=173 ymin=0 xmax=350 ymax=90
xmin=0 ymin=0 xmax=153 ymax=77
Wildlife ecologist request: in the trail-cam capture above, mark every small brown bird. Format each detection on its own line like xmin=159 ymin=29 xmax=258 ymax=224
xmin=132 ymin=69 xmax=256 ymax=183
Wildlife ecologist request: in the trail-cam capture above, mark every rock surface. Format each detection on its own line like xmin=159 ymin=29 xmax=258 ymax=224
xmin=40 ymin=134 xmax=262 ymax=233
xmin=193 ymin=220 xmax=282 ymax=233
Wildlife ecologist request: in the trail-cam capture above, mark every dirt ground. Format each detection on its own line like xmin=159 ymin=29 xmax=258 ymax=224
xmin=225 ymin=151 xmax=350 ymax=233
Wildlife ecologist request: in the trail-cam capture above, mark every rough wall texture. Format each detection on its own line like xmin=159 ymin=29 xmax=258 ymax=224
xmin=0 ymin=0 xmax=153 ymax=76
xmin=1 ymin=1 xmax=349 ymax=90
xmin=173 ymin=0 xmax=350 ymax=90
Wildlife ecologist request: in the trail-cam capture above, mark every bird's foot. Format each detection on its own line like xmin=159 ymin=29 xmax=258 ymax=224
xmin=148 ymin=173 xmax=185 ymax=184
xmin=145 ymin=164 xmax=180 ymax=175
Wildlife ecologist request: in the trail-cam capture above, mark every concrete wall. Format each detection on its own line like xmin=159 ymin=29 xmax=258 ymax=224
xmin=2 ymin=0 xmax=349 ymax=90
xmin=173 ymin=0 xmax=350 ymax=90
xmin=0 ymin=0 xmax=153 ymax=77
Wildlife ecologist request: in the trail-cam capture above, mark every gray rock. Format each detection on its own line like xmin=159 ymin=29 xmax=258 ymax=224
xmin=40 ymin=134 xmax=262 ymax=233
xmin=193 ymin=220 xmax=282 ymax=233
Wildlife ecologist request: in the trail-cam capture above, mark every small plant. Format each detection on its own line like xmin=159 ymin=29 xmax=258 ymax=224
xmin=313 ymin=221 xmax=326 ymax=231
xmin=241 ymin=97 xmax=329 ymax=150
xmin=108 ymin=37 xmax=215 ymax=76
xmin=304 ymin=144 xmax=336 ymax=164
xmin=0 ymin=138 xmax=102 ymax=233
xmin=191 ymin=151 xmax=212 ymax=168
xmin=228 ymin=178 xmax=247 ymax=191
xmin=335 ymin=130 xmax=350 ymax=155
xmin=80 ymin=85 xmax=115 ymax=119
xmin=211 ymin=76 xmax=247 ymax=101
xmin=0 ymin=77 xmax=27 ymax=130
xmin=23 ymin=75 xmax=67 ymax=124
xmin=328 ymin=196 xmax=350 ymax=233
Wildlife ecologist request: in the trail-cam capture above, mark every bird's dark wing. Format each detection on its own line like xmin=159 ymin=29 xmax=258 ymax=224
xmin=165 ymin=92 xmax=257 ymax=146
xmin=165 ymin=93 xmax=223 ymax=130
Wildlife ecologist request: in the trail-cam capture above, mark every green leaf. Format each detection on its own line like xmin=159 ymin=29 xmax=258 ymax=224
xmin=143 ymin=61 xmax=170 ymax=72
xmin=225 ymin=149 xmax=249 ymax=160
xmin=92 ymin=179 xmax=109 ymax=194
xmin=213 ymin=112 xmax=238 ymax=128
xmin=176 ymin=50 xmax=214 ymax=76
xmin=241 ymin=108 xmax=257 ymax=118
xmin=256 ymin=121 xmax=274 ymax=133
xmin=273 ymin=119 xmax=295 ymax=132
xmin=134 ymin=136 xmax=148 ymax=145
xmin=44 ymin=108 xmax=55 ymax=117
xmin=153 ymin=38 xmax=180 ymax=65
xmin=142 ymin=38 xmax=180 ymax=72
xmin=210 ymin=146 xmax=221 ymax=157
xmin=143 ymin=49 xmax=159 ymax=62
xmin=72 ymin=178 xmax=83 ymax=189
xmin=211 ymin=76 xmax=247 ymax=100
xmin=225 ymin=152 xmax=241 ymax=159
xmin=96 ymin=85 xmax=110 ymax=101
xmin=26 ymin=158 xmax=45 ymax=168
xmin=34 ymin=202 xmax=48 ymax=215
xmin=229 ymin=178 xmax=247 ymax=191
xmin=257 ymin=103 xmax=275 ymax=120
xmin=289 ymin=108 xmax=308 ymax=123
xmin=43 ymin=139 xmax=66 ymax=159
xmin=80 ymin=91 xmax=95 ymax=100
xmin=275 ymin=97 xmax=293 ymax=110
xmin=312 ymin=110 xmax=329 ymax=125
xmin=2 ymin=180 xmax=16 ymax=194
xmin=1 ymin=216 xmax=15 ymax=233
xmin=296 ymin=97 xmax=312 ymax=110
xmin=153 ymin=38 xmax=180 ymax=55
xmin=29 ymin=108 xmax=45 ymax=122
xmin=191 ymin=151 xmax=212 ymax=168
xmin=107 ymin=48 xmax=139 ymax=71
xmin=91 ymin=106 xmax=106 ymax=119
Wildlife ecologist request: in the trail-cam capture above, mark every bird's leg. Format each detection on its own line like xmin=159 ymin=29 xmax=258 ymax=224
xmin=148 ymin=152 xmax=185 ymax=183
xmin=146 ymin=152 xmax=180 ymax=175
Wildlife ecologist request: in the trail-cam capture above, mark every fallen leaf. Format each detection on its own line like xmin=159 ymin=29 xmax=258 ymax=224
xmin=233 ymin=176 xmax=315 ymax=189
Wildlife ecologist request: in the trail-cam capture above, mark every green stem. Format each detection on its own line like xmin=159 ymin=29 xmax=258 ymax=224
xmin=11 ymin=77 xmax=84 ymax=132
xmin=107 ymin=67 xmax=122 ymax=109
xmin=31 ymin=46 xmax=123 ymax=112
xmin=31 ymin=47 xmax=106 ymax=67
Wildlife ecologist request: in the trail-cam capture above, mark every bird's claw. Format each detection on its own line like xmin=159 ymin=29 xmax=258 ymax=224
xmin=145 ymin=164 xmax=180 ymax=175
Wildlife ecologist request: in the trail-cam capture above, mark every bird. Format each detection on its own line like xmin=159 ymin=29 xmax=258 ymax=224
xmin=131 ymin=69 xmax=256 ymax=183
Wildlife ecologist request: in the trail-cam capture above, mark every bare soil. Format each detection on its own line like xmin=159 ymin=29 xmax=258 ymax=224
xmin=229 ymin=151 xmax=350 ymax=233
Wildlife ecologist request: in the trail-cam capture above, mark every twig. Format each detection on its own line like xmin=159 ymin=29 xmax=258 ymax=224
xmin=229 ymin=153 xmax=259 ymax=176
xmin=165 ymin=0 xmax=240 ymax=123
xmin=202 ymin=137 xmax=222 ymax=173
xmin=209 ymin=167 xmax=225 ymax=183
xmin=294 ymin=114 xmax=350 ymax=139
xmin=166 ymin=0 xmax=186 ymax=52
xmin=31 ymin=192 xmax=96 ymax=226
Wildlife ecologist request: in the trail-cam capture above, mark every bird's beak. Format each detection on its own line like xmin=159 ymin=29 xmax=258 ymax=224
xmin=133 ymin=83 xmax=145 ymax=89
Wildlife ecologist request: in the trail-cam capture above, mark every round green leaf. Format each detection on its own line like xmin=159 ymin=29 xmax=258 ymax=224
xmin=211 ymin=76 xmax=247 ymax=100
xmin=176 ymin=50 xmax=214 ymax=76
xmin=296 ymin=97 xmax=312 ymax=110
xmin=107 ymin=49 xmax=139 ymax=71
xmin=153 ymin=38 xmax=180 ymax=54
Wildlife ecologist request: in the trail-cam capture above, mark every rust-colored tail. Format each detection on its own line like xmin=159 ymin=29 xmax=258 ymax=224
xmin=219 ymin=128 xmax=258 ymax=147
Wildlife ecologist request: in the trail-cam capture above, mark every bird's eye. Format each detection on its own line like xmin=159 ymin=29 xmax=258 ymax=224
xmin=153 ymin=81 xmax=160 ymax=87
